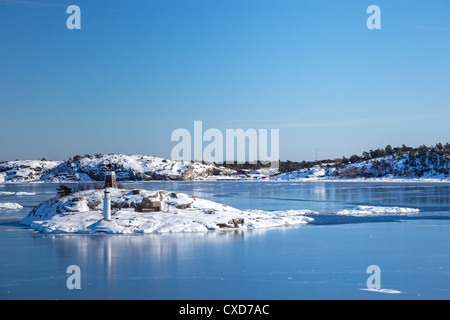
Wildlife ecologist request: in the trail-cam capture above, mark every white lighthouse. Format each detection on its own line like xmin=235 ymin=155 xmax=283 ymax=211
xmin=103 ymin=189 xmax=111 ymax=221
xmin=91 ymin=189 xmax=117 ymax=232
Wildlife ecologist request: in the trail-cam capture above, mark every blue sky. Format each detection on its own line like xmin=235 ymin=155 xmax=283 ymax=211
xmin=0 ymin=0 xmax=449 ymax=161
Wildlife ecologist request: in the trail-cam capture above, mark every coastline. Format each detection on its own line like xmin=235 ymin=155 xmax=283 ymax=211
xmin=2 ymin=177 xmax=450 ymax=184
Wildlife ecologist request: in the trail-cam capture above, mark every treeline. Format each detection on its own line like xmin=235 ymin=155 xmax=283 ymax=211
xmin=67 ymin=154 xmax=104 ymax=162
xmin=343 ymin=143 xmax=450 ymax=164
xmin=334 ymin=143 xmax=450 ymax=178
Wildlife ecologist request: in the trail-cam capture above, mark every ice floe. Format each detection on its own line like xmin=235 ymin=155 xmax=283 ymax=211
xmin=0 ymin=191 xmax=37 ymax=196
xmin=0 ymin=202 xmax=24 ymax=210
xmin=335 ymin=205 xmax=420 ymax=216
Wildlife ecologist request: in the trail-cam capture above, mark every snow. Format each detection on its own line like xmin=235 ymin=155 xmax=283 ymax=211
xmin=0 ymin=202 xmax=24 ymax=210
xmin=271 ymin=166 xmax=450 ymax=182
xmin=0 ymin=155 xmax=233 ymax=183
xmin=271 ymin=153 xmax=450 ymax=182
xmin=19 ymin=185 xmax=426 ymax=234
xmin=15 ymin=192 xmax=37 ymax=196
xmin=360 ymin=288 xmax=402 ymax=294
xmin=21 ymin=188 xmax=315 ymax=234
xmin=0 ymin=191 xmax=36 ymax=196
xmin=2 ymin=151 xmax=450 ymax=183
xmin=39 ymin=154 xmax=231 ymax=182
xmin=0 ymin=160 xmax=62 ymax=183
xmin=336 ymin=205 xmax=419 ymax=216
xmin=20 ymin=186 xmax=424 ymax=234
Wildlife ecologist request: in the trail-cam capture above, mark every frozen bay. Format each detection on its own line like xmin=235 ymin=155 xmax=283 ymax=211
xmin=0 ymin=181 xmax=449 ymax=299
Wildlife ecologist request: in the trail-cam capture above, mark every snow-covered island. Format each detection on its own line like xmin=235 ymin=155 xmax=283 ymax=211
xmin=20 ymin=188 xmax=315 ymax=234
xmin=0 ymin=154 xmax=234 ymax=183
xmin=3 ymin=143 xmax=450 ymax=183
xmin=271 ymin=145 xmax=450 ymax=182
xmin=0 ymin=159 xmax=62 ymax=183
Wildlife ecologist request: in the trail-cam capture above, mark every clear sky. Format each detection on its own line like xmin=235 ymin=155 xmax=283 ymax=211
xmin=1 ymin=0 xmax=449 ymax=161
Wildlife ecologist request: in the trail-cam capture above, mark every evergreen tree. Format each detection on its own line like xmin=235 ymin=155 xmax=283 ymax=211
xmin=56 ymin=184 xmax=72 ymax=197
xmin=385 ymin=145 xmax=393 ymax=156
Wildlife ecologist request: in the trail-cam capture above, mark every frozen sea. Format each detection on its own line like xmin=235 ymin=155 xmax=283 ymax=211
xmin=0 ymin=181 xmax=449 ymax=300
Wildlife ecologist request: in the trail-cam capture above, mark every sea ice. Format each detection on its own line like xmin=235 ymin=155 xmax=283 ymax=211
xmin=335 ymin=205 xmax=419 ymax=216
xmin=0 ymin=202 xmax=24 ymax=210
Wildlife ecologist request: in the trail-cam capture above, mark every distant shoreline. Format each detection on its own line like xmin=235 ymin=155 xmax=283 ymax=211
xmin=2 ymin=178 xmax=450 ymax=184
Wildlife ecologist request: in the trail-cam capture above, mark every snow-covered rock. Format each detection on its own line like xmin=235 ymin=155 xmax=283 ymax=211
xmin=271 ymin=165 xmax=329 ymax=181
xmin=40 ymin=154 xmax=232 ymax=182
xmin=0 ymin=155 xmax=234 ymax=183
xmin=271 ymin=153 xmax=450 ymax=182
xmin=21 ymin=188 xmax=315 ymax=234
xmin=0 ymin=160 xmax=62 ymax=182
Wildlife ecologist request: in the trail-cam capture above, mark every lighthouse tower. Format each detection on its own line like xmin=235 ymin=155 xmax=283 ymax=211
xmin=103 ymin=189 xmax=111 ymax=220
xmin=104 ymin=164 xmax=117 ymax=188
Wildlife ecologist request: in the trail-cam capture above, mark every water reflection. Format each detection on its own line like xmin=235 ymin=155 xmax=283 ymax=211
xmin=40 ymin=229 xmax=261 ymax=295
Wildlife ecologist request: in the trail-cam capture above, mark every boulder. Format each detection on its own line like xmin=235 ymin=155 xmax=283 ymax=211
xmin=228 ymin=218 xmax=244 ymax=227
xmin=217 ymin=218 xmax=244 ymax=228
xmin=135 ymin=197 xmax=162 ymax=212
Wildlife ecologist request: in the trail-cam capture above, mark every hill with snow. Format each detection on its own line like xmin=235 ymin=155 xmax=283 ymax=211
xmin=271 ymin=149 xmax=450 ymax=182
xmin=2 ymin=144 xmax=450 ymax=183
xmin=0 ymin=154 xmax=233 ymax=183
xmin=40 ymin=154 xmax=232 ymax=182
xmin=0 ymin=160 xmax=62 ymax=183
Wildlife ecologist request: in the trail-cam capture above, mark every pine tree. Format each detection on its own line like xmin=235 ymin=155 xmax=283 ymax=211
xmin=385 ymin=145 xmax=393 ymax=156
xmin=56 ymin=184 xmax=72 ymax=197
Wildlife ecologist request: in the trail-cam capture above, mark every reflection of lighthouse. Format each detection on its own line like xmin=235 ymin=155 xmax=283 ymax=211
xmin=104 ymin=164 xmax=117 ymax=188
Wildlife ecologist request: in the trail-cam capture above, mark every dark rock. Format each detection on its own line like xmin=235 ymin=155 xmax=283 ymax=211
xmin=228 ymin=218 xmax=244 ymax=227
xmin=217 ymin=218 xmax=244 ymax=228
xmin=135 ymin=197 xmax=162 ymax=212
xmin=175 ymin=202 xmax=191 ymax=209
xmin=87 ymin=200 xmax=101 ymax=210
